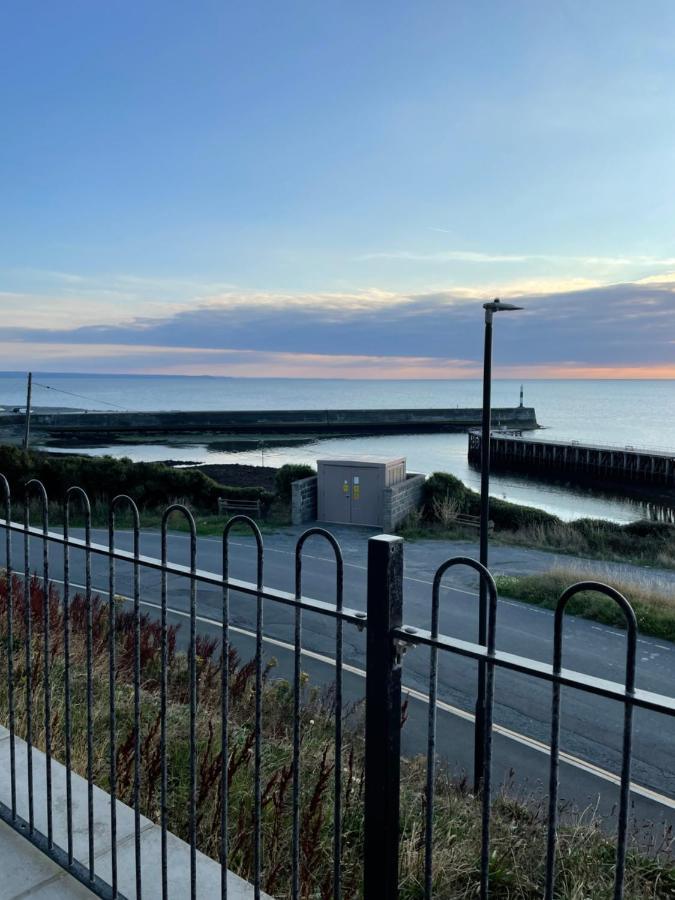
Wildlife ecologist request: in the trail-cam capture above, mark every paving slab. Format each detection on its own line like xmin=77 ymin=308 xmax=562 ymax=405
xmin=0 ymin=818 xmax=95 ymax=899
xmin=0 ymin=726 xmax=270 ymax=898
xmin=95 ymin=824 xmax=272 ymax=899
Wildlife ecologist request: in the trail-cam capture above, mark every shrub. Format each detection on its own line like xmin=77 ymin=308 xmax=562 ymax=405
xmin=0 ymin=445 xmax=273 ymax=511
xmin=431 ymin=494 xmax=460 ymax=527
xmin=484 ymin=496 xmax=560 ymax=531
xmin=274 ymin=463 xmax=315 ymax=501
xmin=620 ymin=519 xmax=675 ymax=540
xmin=423 ymin=472 xmax=470 ymax=520
xmin=423 ymin=470 xmax=559 ymax=531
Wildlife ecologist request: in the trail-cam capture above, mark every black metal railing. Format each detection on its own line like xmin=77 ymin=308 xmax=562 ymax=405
xmin=369 ymin=540 xmax=675 ymax=900
xmin=0 ymin=476 xmax=674 ymax=898
xmin=0 ymin=478 xmax=361 ymax=899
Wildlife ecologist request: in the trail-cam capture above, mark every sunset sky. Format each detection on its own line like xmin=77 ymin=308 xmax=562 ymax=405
xmin=2 ymin=1 xmax=674 ymax=378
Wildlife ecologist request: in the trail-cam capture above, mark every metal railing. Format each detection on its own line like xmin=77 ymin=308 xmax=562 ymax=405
xmin=0 ymin=478 xmax=360 ymax=899
xmin=373 ymin=540 xmax=675 ymax=900
xmin=0 ymin=475 xmax=674 ymax=898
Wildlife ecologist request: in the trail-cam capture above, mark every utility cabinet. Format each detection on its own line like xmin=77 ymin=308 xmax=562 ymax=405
xmin=317 ymin=457 xmax=406 ymax=527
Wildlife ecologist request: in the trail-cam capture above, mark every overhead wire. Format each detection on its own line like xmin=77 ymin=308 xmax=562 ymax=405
xmin=31 ymin=381 xmax=127 ymax=410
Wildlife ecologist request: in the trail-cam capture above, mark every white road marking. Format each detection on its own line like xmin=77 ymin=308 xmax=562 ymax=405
xmin=27 ymin=570 xmax=675 ymax=813
xmin=86 ymin=529 xmax=675 ymax=653
xmin=89 ymin=527 xmax=482 ymax=598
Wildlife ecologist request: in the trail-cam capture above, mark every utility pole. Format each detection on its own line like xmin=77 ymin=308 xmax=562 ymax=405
xmin=23 ymin=372 xmax=32 ymax=450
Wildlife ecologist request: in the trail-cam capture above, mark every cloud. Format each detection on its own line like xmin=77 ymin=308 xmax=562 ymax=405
xmin=0 ymin=269 xmax=242 ymax=329
xmin=358 ymin=250 xmax=532 ymax=263
xmin=1 ymin=270 xmax=674 ymax=377
xmin=1 ymin=340 xmax=674 ymax=380
xmin=0 ymin=340 xmax=479 ymax=377
xmin=357 ymin=249 xmax=675 ymax=267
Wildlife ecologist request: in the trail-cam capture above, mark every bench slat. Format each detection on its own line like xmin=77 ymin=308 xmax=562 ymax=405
xmin=455 ymin=514 xmax=494 ymax=531
xmin=218 ymin=498 xmax=262 ymax=516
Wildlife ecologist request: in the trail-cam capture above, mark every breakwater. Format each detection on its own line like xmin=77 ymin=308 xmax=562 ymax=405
xmin=468 ymin=431 xmax=675 ymax=489
xmin=3 ymin=406 xmax=538 ymax=439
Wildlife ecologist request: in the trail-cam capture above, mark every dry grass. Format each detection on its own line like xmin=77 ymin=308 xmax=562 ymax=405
xmin=430 ymin=496 xmax=461 ymax=529
xmin=495 ymin=521 xmax=675 ymax=570
xmin=496 ymin=564 xmax=675 ymax=642
xmin=406 ymin=470 xmax=675 ymax=572
xmin=1 ymin=574 xmax=675 ymax=898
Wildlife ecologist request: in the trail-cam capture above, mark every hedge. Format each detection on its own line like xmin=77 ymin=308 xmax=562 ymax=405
xmin=423 ymin=470 xmax=560 ymax=530
xmin=0 ymin=446 xmax=273 ymax=510
xmin=274 ymin=463 xmax=316 ymax=501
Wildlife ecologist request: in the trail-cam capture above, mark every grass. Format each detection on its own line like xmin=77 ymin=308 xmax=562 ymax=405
xmin=398 ymin=470 xmax=675 ymax=571
xmin=493 ymin=520 xmax=675 ymax=570
xmin=2 ymin=575 xmax=675 ymax=897
xmin=0 ymin=445 xmax=302 ymax=535
xmin=495 ymin=564 xmax=675 ymax=642
xmin=0 ymin=444 xmax=272 ymax=508
xmin=10 ymin=498 xmax=292 ymax=539
xmin=7 ymin=447 xmax=675 ymax=570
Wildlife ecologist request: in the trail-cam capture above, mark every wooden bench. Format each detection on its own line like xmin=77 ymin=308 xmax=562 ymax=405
xmin=455 ymin=513 xmax=494 ymax=532
xmin=218 ymin=497 xmax=262 ymax=518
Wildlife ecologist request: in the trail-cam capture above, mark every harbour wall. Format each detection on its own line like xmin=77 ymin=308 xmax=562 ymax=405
xmin=5 ymin=406 xmax=538 ymax=437
xmin=468 ymin=431 xmax=675 ymax=489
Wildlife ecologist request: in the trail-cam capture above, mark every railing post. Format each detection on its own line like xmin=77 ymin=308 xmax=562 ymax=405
xmin=364 ymin=534 xmax=403 ymax=900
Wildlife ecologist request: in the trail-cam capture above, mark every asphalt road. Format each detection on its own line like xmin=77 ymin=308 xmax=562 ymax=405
xmin=12 ymin=522 xmax=675 ymax=836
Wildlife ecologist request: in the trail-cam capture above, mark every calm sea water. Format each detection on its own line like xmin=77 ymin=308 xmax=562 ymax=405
xmin=2 ymin=373 xmax=674 ymax=523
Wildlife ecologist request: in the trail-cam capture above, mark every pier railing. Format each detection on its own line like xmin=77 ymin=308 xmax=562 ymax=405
xmin=1 ymin=475 xmax=674 ymax=898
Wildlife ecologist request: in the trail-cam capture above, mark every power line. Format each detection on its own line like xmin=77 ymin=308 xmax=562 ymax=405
xmin=32 ymin=381 xmax=127 ymax=410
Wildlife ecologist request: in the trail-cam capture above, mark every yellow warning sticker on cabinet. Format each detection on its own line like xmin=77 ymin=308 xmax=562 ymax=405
xmin=353 ymin=485 xmax=360 ymax=500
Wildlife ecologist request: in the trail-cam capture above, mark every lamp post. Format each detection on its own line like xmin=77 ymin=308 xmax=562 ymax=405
xmin=23 ymin=372 xmax=32 ymax=450
xmin=474 ymin=297 xmax=522 ymax=792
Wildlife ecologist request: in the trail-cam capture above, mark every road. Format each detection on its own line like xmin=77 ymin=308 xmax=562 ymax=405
xmin=11 ymin=522 xmax=675 ymax=835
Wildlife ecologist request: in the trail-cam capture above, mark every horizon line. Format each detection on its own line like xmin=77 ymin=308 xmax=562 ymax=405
xmin=0 ymin=370 xmax=674 ymax=382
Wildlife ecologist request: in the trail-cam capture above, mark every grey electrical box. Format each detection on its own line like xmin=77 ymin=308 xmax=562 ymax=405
xmin=317 ymin=456 xmax=406 ymax=527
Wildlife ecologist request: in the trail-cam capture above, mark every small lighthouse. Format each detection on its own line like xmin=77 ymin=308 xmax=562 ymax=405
xmin=519 ymin=384 xmax=524 ymax=408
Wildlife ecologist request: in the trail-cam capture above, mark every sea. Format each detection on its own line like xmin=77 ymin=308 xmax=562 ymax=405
xmin=2 ymin=373 xmax=675 ymax=524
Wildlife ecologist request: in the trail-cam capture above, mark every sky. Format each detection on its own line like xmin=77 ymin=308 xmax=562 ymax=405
xmin=1 ymin=1 xmax=675 ymax=378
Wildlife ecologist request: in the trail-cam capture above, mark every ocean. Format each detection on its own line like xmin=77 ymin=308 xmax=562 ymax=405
xmin=2 ymin=373 xmax=674 ymax=524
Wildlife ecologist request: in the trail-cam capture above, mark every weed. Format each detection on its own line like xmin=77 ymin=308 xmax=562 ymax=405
xmin=1 ymin=574 xmax=674 ymax=896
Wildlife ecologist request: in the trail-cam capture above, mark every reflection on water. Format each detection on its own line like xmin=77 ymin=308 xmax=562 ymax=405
xmin=41 ymin=430 xmax=675 ymax=524
xmin=467 ymin=460 xmax=675 ymax=524
xmin=643 ymin=502 xmax=675 ymax=524
xmin=20 ymin=376 xmax=675 ymax=525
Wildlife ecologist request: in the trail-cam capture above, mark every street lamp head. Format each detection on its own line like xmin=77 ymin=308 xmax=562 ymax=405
xmin=483 ymin=297 xmax=523 ymax=323
xmin=483 ymin=297 xmax=523 ymax=313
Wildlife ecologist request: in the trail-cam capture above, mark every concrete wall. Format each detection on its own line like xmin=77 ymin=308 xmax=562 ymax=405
xmin=383 ymin=473 xmax=426 ymax=532
xmin=291 ymin=476 xmax=318 ymax=525
xmin=9 ymin=405 xmax=538 ymax=436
